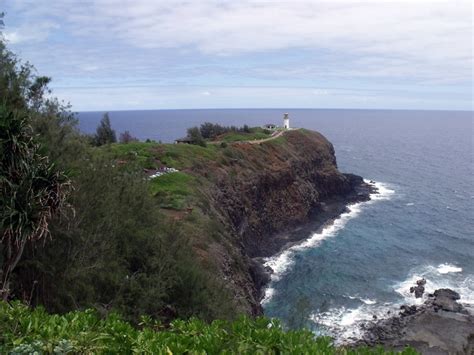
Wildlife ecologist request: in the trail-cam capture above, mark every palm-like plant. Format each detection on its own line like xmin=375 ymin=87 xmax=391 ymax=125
xmin=0 ymin=104 xmax=71 ymax=300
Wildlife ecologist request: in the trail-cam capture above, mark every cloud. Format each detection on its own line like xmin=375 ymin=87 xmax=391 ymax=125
xmin=312 ymin=89 xmax=329 ymax=96
xmin=2 ymin=0 xmax=472 ymax=110
xmin=4 ymin=21 xmax=59 ymax=44
xmin=13 ymin=0 xmax=469 ymax=81
xmin=79 ymin=65 xmax=100 ymax=72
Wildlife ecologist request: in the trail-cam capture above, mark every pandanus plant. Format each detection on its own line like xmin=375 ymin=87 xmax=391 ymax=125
xmin=0 ymin=104 xmax=71 ymax=300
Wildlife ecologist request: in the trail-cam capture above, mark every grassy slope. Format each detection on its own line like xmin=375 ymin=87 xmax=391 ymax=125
xmin=97 ymin=129 xmax=288 ymax=212
xmin=0 ymin=301 xmax=417 ymax=354
xmin=213 ymin=127 xmax=272 ymax=143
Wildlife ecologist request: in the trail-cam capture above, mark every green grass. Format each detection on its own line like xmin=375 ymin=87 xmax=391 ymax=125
xmin=149 ymin=172 xmax=195 ymax=210
xmin=0 ymin=301 xmax=417 ymax=355
xmin=94 ymin=142 xmax=224 ymax=210
xmin=158 ymin=143 xmax=219 ymax=169
xmin=101 ymin=142 xmax=219 ymax=171
xmin=220 ymin=131 xmax=271 ymax=143
xmin=265 ymin=135 xmax=287 ymax=146
xmin=214 ymin=127 xmax=273 ymax=143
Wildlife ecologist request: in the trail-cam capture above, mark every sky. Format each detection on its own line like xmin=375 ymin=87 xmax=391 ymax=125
xmin=1 ymin=0 xmax=473 ymax=111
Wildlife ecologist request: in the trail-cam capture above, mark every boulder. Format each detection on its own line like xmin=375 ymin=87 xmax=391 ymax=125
xmin=433 ymin=288 xmax=460 ymax=300
xmin=409 ymin=278 xmax=426 ymax=298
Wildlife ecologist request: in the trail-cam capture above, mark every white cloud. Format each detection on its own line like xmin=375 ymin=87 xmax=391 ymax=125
xmin=55 ymin=0 xmax=471 ymax=83
xmin=3 ymin=0 xmax=472 ymax=110
xmin=79 ymin=65 xmax=100 ymax=72
xmin=4 ymin=21 xmax=59 ymax=44
xmin=312 ymin=89 xmax=329 ymax=96
xmin=7 ymin=1 xmax=472 ymax=72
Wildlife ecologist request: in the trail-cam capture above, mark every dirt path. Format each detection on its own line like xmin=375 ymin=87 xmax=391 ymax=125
xmin=209 ymin=129 xmax=291 ymax=145
xmin=246 ymin=130 xmax=285 ymax=144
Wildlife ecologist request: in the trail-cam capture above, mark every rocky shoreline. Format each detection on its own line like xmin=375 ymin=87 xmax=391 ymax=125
xmin=252 ymin=174 xmax=377 ymax=301
xmin=248 ymin=168 xmax=474 ymax=354
xmin=356 ymin=282 xmax=474 ymax=354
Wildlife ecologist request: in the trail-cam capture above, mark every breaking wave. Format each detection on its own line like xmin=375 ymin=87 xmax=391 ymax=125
xmin=310 ymin=263 xmax=473 ymax=343
xmin=261 ymin=180 xmax=394 ymax=305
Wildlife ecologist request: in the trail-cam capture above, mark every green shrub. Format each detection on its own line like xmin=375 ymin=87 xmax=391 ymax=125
xmin=0 ymin=302 xmax=418 ymax=355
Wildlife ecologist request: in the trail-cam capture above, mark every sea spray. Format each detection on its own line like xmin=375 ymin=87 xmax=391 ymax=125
xmin=394 ymin=264 xmax=473 ymax=307
xmin=313 ymin=262 xmax=474 ymax=343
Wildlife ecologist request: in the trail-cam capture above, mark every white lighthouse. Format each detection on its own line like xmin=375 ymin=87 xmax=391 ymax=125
xmin=283 ymin=113 xmax=290 ymax=129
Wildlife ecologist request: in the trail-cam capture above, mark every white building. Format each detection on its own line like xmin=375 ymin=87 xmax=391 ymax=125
xmin=283 ymin=113 xmax=290 ymax=129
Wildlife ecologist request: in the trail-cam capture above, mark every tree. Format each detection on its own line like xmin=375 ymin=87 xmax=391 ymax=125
xmin=94 ymin=113 xmax=116 ymax=146
xmin=119 ymin=130 xmax=138 ymax=144
xmin=0 ymin=20 xmax=72 ymax=301
xmin=187 ymin=126 xmax=206 ymax=147
xmin=0 ymin=105 xmax=71 ymax=300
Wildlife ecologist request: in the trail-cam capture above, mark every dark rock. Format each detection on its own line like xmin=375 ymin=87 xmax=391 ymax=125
xmin=357 ymin=288 xmax=473 ymax=354
xmin=248 ymin=259 xmax=271 ymax=292
xmin=416 ymin=278 xmax=427 ymax=286
xmin=400 ymin=305 xmax=417 ymax=316
xmin=432 ymin=296 xmax=463 ymax=313
xmin=409 ymin=278 xmax=426 ymax=298
xmin=433 ymin=288 xmax=460 ymax=300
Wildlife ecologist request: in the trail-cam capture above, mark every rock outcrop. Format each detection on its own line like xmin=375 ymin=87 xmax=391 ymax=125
xmin=358 ymin=284 xmax=474 ymax=354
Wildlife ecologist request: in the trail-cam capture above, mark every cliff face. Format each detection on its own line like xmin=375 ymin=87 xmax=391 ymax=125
xmin=211 ymin=130 xmax=357 ymax=257
xmin=186 ymin=129 xmax=371 ymax=315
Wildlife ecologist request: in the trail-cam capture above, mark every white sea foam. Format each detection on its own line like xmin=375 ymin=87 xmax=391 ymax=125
xmin=345 ymin=295 xmax=376 ymax=305
xmin=311 ymin=264 xmax=474 ymax=344
xmin=360 ymin=298 xmax=377 ymax=305
xmin=437 ymin=263 xmax=463 ymax=274
xmin=365 ymin=180 xmax=395 ymax=202
xmin=394 ymin=264 xmax=474 ymax=307
xmin=261 ymin=180 xmax=394 ymax=305
xmin=406 ymin=202 xmax=415 ymax=206
xmin=310 ymin=301 xmax=390 ymax=342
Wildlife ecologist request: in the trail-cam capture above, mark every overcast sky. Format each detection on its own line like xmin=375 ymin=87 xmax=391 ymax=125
xmin=2 ymin=0 xmax=472 ymax=111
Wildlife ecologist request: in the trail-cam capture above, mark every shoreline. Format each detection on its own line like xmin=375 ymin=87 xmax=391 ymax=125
xmin=253 ymin=175 xmax=379 ymax=303
xmin=355 ymin=286 xmax=474 ymax=353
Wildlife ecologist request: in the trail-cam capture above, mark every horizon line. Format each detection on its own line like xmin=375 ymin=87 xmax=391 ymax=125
xmin=76 ymin=107 xmax=473 ymax=113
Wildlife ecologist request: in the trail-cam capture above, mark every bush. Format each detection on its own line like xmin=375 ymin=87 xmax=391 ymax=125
xmin=119 ymin=130 xmax=138 ymax=143
xmin=0 ymin=301 xmax=418 ymax=354
xmin=13 ymin=156 xmax=231 ymax=323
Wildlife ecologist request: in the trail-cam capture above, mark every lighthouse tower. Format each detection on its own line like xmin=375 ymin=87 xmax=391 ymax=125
xmin=283 ymin=113 xmax=290 ymax=129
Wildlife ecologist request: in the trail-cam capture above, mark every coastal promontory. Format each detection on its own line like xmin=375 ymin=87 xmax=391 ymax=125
xmin=107 ymin=128 xmax=374 ymax=315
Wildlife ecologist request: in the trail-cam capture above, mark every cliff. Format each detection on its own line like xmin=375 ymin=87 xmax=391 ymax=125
xmin=178 ymin=129 xmax=373 ymax=315
xmin=107 ymin=129 xmax=373 ymax=316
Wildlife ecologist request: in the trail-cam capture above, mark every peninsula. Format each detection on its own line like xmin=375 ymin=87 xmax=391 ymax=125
xmin=106 ymin=126 xmax=375 ymax=314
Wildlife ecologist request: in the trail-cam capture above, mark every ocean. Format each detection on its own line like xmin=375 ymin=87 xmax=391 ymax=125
xmin=77 ymin=108 xmax=473 ymax=341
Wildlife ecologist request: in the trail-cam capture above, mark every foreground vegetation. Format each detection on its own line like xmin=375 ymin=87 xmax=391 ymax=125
xmin=0 ymin=301 xmax=416 ymax=354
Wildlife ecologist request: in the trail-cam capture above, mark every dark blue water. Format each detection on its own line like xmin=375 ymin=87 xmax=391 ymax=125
xmin=78 ymin=109 xmax=473 ymax=341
